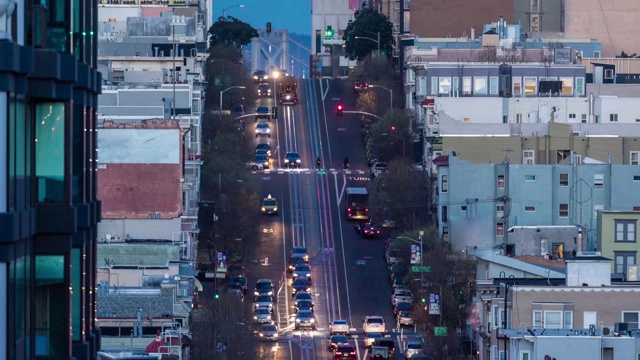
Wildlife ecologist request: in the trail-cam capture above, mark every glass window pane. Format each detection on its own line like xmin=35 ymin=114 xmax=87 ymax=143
xmin=513 ymin=77 xmax=522 ymax=95
xmin=474 ymin=77 xmax=487 ymax=94
xmin=431 ymin=77 xmax=438 ymax=95
xmin=35 ymin=102 xmax=65 ymax=203
xmin=72 ymin=248 xmax=82 ymax=341
xmin=72 ymin=104 xmax=84 ymax=202
xmin=439 ymin=77 xmax=451 ymax=94
xmin=545 ymin=311 xmax=562 ymax=328
xmin=35 ymin=255 xmax=67 ymax=356
xmin=561 ymin=77 xmax=573 ymax=95
xmin=524 ymin=77 xmax=537 ymax=94
xmin=628 ymin=223 xmax=635 ymax=241
xmin=490 ymin=76 xmax=498 ymax=94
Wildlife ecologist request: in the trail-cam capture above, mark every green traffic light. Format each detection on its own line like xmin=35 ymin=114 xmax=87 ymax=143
xmin=421 ymin=298 xmax=426 ymax=303
xmin=214 ymin=293 xmax=220 ymax=299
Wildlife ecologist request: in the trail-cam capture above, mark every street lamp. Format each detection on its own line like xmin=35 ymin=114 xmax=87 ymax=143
xmin=272 ymin=70 xmax=280 ymax=106
xmin=219 ymin=86 xmax=245 ymax=113
xmin=354 ymin=32 xmax=380 ymax=58
xmin=381 ymin=131 xmax=406 ymax=157
xmin=368 ymin=84 xmax=393 ymax=109
xmin=222 ymin=4 xmax=245 ymax=18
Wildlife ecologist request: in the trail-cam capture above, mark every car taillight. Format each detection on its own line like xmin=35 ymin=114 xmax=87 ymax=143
xmin=347 ymin=208 xmax=352 ymax=212
xmin=365 ymin=208 xmax=369 ymax=212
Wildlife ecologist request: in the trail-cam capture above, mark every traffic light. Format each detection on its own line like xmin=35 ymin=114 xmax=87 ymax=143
xmin=391 ymin=125 xmax=397 ymax=131
xmin=421 ymin=297 xmax=426 ymax=303
xmin=272 ymin=106 xmax=277 ymax=120
xmin=266 ymin=22 xmax=272 ymax=34
xmin=336 ymin=104 xmax=343 ymax=116
xmin=325 ymin=26 xmax=334 ymax=38
xmin=214 ymin=293 xmax=220 ymax=300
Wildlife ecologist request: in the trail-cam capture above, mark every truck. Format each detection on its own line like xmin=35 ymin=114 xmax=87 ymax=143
xmin=278 ymin=76 xmax=298 ymax=105
xmin=345 ymin=187 xmax=369 ymax=220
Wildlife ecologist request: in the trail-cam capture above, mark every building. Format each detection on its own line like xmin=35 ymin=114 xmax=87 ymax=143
xmin=311 ymin=0 xmax=358 ymax=77
xmin=436 ymin=155 xmax=640 ymax=251
xmin=0 ymin=1 xmax=102 ymax=359
xmin=597 ymin=211 xmax=640 ymax=280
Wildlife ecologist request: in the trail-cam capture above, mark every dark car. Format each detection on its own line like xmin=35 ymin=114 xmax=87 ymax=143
xmin=257 ymin=82 xmax=272 ymax=97
xmin=227 ymin=275 xmax=247 ymax=294
xmin=328 ymin=334 xmax=349 ymax=352
xmin=255 ymin=143 xmax=272 ymax=157
xmin=353 ymin=81 xmax=368 ymax=93
xmin=284 ymin=152 xmax=301 ymax=168
xmin=254 ymin=279 xmax=274 ymax=298
xmin=235 ymin=104 xmax=245 ymax=115
xmin=388 ymin=263 xmax=407 ymax=281
xmin=227 ymin=264 xmax=245 ymax=277
xmin=291 ymin=277 xmax=312 ymax=296
xmin=253 ymin=70 xmax=268 ymax=83
xmin=333 ymin=344 xmax=357 ymax=359
xmin=294 ymin=299 xmax=314 ymax=313
xmin=362 ymin=222 xmax=381 ymax=238
xmin=255 ymin=106 xmax=271 ymax=121
xmin=288 ymin=256 xmax=307 ymax=273
xmin=393 ymin=302 xmax=412 ymax=317
xmin=372 ymin=339 xmax=396 ymax=357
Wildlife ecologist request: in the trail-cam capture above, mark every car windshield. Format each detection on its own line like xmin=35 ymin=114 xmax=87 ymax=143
xmin=396 ymin=303 xmax=411 ymax=310
xmin=297 ymin=300 xmax=312 ymax=307
xmin=293 ymin=278 xmax=310 ymax=285
xmin=396 ymin=291 xmax=411 ymax=296
xmin=254 ymin=155 xmax=268 ymax=162
xmin=257 ymin=143 xmax=270 ymax=149
xmin=292 ymin=247 xmax=306 ymax=254
xmin=367 ymin=333 xmax=382 ymax=339
xmin=256 ymin=282 xmax=272 ymax=290
xmin=257 ymin=123 xmax=269 ymax=129
xmin=399 ymin=312 xmax=411 ymax=317
xmin=331 ymin=335 xmax=348 ymax=342
xmin=263 ymin=199 xmax=276 ymax=206
xmin=408 ymin=343 xmax=423 ymax=349
xmin=259 ymin=84 xmax=270 ymax=89
xmin=296 ymin=293 xmax=311 ymax=300
xmin=257 ymin=295 xmax=271 ymax=302
xmin=298 ymin=311 xmax=312 ymax=318
xmin=333 ymin=320 xmax=347 ymax=325
xmin=255 ymin=308 xmax=270 ymax=314
xmin=261 ymin=324 xmax=277 ymax=331
xmin=286 ymin=153 xmax=300 ymax=160
xmin=294 ymin=264 xmax=309 ymax=271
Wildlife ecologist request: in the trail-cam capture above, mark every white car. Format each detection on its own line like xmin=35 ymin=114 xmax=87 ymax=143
xmin=362 ymin=316 xmax=386 ymax=334
xmin=254 ymin=294 xmax=273 ymax=311
xmin=364 ymin=332 xmax=383 ymax=348
xmin=397 ymin=311 xmax=414 ymax=326
xmin=404 ymin=341 xmax=424 ymax=359
xmin=329 ymin=319 xmax=350 ymax=335
xmin=370 ymin=162 xmax=387 ymax=177
xmin=253 ymin=307 xmax=272 ymax=323
xmin=255 ymin=122 xmax=271 ymax=137
xmin=258 ymin=323 xmax=278 ymax=341
xmin=391 ymin=288 xmax=413 ymax=305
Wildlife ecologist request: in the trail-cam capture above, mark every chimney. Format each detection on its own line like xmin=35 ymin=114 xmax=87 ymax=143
xmin=471 ymin=26 xmax=475 ymax=42
xmin=499 ymin=15 xmax=504 ymax=38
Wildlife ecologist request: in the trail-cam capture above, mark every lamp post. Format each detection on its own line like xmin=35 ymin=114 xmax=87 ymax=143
xmin=368 ymin=84 xmax=393 ymax=109
xmin=397 ymin=231 xmax=424 ymax=282
xmin=222 ymin=4 xmax=245 ymax=18
xmin=354 ymin=33 xmax=380 ymax=58
xmin=381 ymin=131 xmax=406 ymax=157
xmin=219 ymin=86 xmax=245 ymax=113
xmin=272 ymin=70 xmax=280 ymax=107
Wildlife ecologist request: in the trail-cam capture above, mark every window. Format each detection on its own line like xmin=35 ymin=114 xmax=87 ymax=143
xmin=36 ymin=102 xmax=66 ymax=204
xmin=569 ymin=113 xmax=576 ymax=119
xmin=610 ymin=114 xmax=619 ymax=122
xmin=496 ymin=223 xmax=504 ymax=236
xmin=559 ymin=204 xmax=569 ymax=218
xmin=36 ymin=255 xmax=67 ymax=356
xmin=474 ymin=77 xmax=487 ymax=94
xmin=461 ymin=205 xmax=467 ymax=212
xmin=615 ymin=220 xmax=637 ymax=242
xmin=564 ymin=311 xmax=573 ymax=328
xmin=605 ymin=69 xmax=614 ymax=79
xmin=533 ymin=310 xmax=542 ymax=327
xmin=594 ymin=174 xmax=604 ymax=188
xmin=615 ymin=252 xmax=636 ymax=276
xmin=635 ymin=176 xmax=640 ymax=182
xmin=634 ymin=206 xmax=640 ymax=211
xmin=407 ymin=69 xmax=415 ymax=83
xmin=462 ymin=77 xmax=472 ymax=94
xmin=513 ymin=76 xmax=522 ymax=95
xmin=439 ymin=77 xmax=452 ymax=94
xmin=492 ymin=305 xmax=508 ymax=329
xmin=631 ymin=151 xmax=640 ymax=165
xmin=581 ymin=114 xmax=587 ymax=123
xmin=441 ymin=175 xmax=448 ymax=192
xmin=553 ymin=243 xmax=564 ymax=259
xmin=452 ymin=77 xmax=459 ymax=96
xmin=520 ymin=351 xmax=531 ymax=360
xmin=523 ymin=150 xmax=535 ymax=164
xmin=525 ymin=206 xmax=536 ymax=212
xmin=418 ymin=77 xmax=427 ymax=95
xmin=441 ymin=206 xmax=448 ymax=222
xmin=430 ymin=76 xmax=438 ymax=95
xmin=560 ymin=77 xmax=573 ymax=95
xmin=544 ymin=311 xmax=562 ymax=329
xmin=524 ymin=175 xmax=536 ymax=182
xmin=594 ymin=51 xmax=601 ymax=58
xmin=497 ymin=175 xmax=505 ymax=188
xmin=575 ymin=154 xmax=582 ymax=164
xmin=560 ymin=173 xmax=569 ymax=187
xmin=516 ymin=113 xmax=522 ymax=123
xmin=490 ymin=76 xmax=499 ymax=94
xmin=524 ymin=77 xmax=537 ymax=94
xmin=576 ymin=78 xmax=585 ymax=95
xmin=496 ymin=204 xmax=505 ymax=214
xmin=622 ymin=311 xmax=639 ymax=329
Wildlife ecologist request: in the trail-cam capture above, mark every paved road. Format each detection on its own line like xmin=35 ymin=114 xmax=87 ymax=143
xmin=243 ymin=79 xmax=424 ymax=360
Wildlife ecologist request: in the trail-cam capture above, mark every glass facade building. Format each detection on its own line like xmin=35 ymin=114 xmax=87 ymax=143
xmin=0 ymin=1 xmax=102 ymax=359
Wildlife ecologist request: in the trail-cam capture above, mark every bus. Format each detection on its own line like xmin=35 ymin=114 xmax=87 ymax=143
xmin=345 ymin=187 xmax=369 ymax=220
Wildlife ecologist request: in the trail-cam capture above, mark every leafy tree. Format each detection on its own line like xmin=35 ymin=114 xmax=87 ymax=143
xmin=208 ymin=16 xmax=258 ymax=52
xmin=342 ymin=8 xmax=394 ymax=61
xmin=365 ymin=109 xmax=412 ymax=163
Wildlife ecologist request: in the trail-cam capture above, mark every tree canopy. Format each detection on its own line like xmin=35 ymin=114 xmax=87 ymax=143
xmin=342 ymin=8 xmax=394 ymax=61
xmin=208 ymin=16 xmax=258 ymax=52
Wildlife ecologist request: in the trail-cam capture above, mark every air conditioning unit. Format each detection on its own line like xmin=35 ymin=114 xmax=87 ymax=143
xmin=601 ymin=326 xmax=614 ymax=337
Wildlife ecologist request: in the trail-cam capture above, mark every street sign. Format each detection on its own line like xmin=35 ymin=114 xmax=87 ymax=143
xmin=429 ymin=303 xmax=440 ymax=315
xmin=434 ymin=326 xmax=447 ymax=336
xmin=410 ymin=244 xmax=421 ymax=265
xmin=411 ymin=265 xmax=431 ymax=272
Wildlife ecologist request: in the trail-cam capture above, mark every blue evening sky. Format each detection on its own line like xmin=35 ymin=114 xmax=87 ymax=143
xmin=214 ymin=0 xmax=311 ymax=36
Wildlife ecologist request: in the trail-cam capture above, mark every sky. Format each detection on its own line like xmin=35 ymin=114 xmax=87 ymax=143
xmin=214 ymin=0 xmax=312 ymax=36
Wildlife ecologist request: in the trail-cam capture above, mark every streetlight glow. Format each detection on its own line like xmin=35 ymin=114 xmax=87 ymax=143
xmin=222 ymin=4 xmax=245 ymax=18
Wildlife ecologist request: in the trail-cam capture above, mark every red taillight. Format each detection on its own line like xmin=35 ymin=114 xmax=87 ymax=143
xmin=365 ymin=208 xmax=369 ymax=212
xmin=347 ymin=208 xmax=352 ymax=212
xmin=350 ymin=352 xmax=356 ymax=355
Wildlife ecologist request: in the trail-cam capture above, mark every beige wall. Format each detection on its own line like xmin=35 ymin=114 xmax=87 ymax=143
xmin=565 ymin=0 xmax=640 ymax=57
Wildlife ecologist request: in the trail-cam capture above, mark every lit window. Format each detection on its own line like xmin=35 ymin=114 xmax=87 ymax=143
xmin=560 ymin=77 xmax=573 ymax=95
xmin=439 ymin=77 xmax=452 ymax=94
xmin=462 ymin=77 xmax=472 ymax=95
xmin=524 ymin=77 xmax=537 ymax=94
xmin=496 ymin=223 xmax=504 ymax=236
xmin=513 ymin=77 xmax=522 ymax=95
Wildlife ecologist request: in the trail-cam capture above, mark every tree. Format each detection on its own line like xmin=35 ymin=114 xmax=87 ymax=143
xmin=208 ymin=16 xmax=258 ymax=52
xmin=365 ymin=109 xmax=412 ymax=162
xmin=342 ymin=8 xmax=394 ymax=61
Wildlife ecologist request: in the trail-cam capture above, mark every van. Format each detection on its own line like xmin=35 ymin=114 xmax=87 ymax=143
xmin=385 ymin=247 xmax=402 ymax=265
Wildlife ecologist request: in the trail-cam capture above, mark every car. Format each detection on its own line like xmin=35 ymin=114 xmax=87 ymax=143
xmin=251 ymin=153 xmax=270 ymax=170
xmin=328 ymin=334 xmax=349 ymax=352
xmin=369 ymin=345 xmax=390 ymax=359
xmin=363 ymin=316 xmax=386 ymax=334
xmin=294 ymin=292 xmax=313 ymax=307
xmin=253 ymin=307 xmax=273 ymax=323
xmin=393 ymin=302 xmax=412 ymax=317
xmin=257 ymin=323 xmax=278 ymax=341
xmin=275 ymin=68 xmax=289 ymax=77
xmin=288 ymin=256 xmax=307 ymax=273
xmin=257 ymin=82 xmax=272 ymax=97
xmin=333 ymin=344 xmax=356 ymax=359
xmin=385 ymin=248 xmax=402 ymax=265
xmin=255 ymin=106 xmax=271 ymax=121
xmin=247 ymin=158 xmax=266 ymax=171
xmin=255 ymin=148 xmax=270 ymax=159
xmin=329 ymin=320 xmax=350 ymax=335
xmin=255 ymin=122 xmax=271 ymax=137
xmin=254 ymin=279 xmax=274 ymax=297
xmin=294 ymin=309 xmax=315 ymax=330
xmin=397 ymin=311 xmax=414 ymax=326
xmin=404 ymin=341 xmax=424 ymax=359
xmin=362 ymin=222 xmax=381 ymax=238
xmin=391 ymin=288 xmax=413 ymax=305
xmin=370 ymin=162 xmax=387 ymax=177
xmin=409 ymin=355 xmax=429 ymax=360
xmin=255 ymin=143 xmax=272 ymax=157
xmin=364 ymin=332 xmax=383 ymax=348
xmin=261 ymin=194 xmax=278 ymax=215
xmin=254 ymin=294 xmax=273 ymax=311
xmin=372 ymin=339 xmax=396 ymax=358
xmin=292 ymin=263 xmax=312 ymax=281
xmin=227 ymin=263 xmax=244 ymax=276
xmin=284 ymin=152 xmax=301 ymax=168
xmin=388 ymin=264 xmax=407 ymax=282
xmin=227 ymin=283 xmax=244 ymax=295
xmin=291 ymin=246 xmax=309 ymax=262
xmin=294 ymin=299 xmax=314 ymax=313
xmin=353 ymin=81 xmax=368 ymax=92
xmin=291 ymin=277 xmax=312 ymax=296
xmin=253 ymin=70 xmax=268 ymax=83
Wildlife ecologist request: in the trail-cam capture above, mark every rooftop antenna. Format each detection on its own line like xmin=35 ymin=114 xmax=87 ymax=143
xmin=546 ymin=269 xmax=551 ymax=286
xmin=501 ymin=148 xmax=514 ymax=164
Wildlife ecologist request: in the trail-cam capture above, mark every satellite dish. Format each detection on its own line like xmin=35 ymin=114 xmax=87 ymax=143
xmin=105 ymin=234 xmax=112 ymax=240
xmin=164 ymin=273 xmax=170 ymax=279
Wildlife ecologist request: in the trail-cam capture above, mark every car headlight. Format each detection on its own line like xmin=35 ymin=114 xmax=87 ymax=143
xmin=306 ymin=274 xmax=311 ymax=277
xmin=259 ymin=333 xmax=264 ymax=337
xmin=261 ymin=207 xmax=266 ymax=211
xmin=254 ymin=291 xmax=259 ymax=296
xmin=254 ymin=316 xmax=258 ymax=319
xmin=288 ymin=265 xmax=294 ymax=269
xmin=266 ymin=129 xmax=271 ymax=133
xmin=296 ymin=159 xmax=300 ymax=163
xmin=309 ymin=319 xmax=315 ymax=323
xmin=264 ymin=75 xmax=269 ymax=79
xmin=268 ymin=291 xmax=273 ymax=296
xmin=273 ymin=207 xmax=277 ymax=211
xmin=306 ymin=287 xmax=311 ymax=292
xmin=284 ymin=159 xmax=290 ymax=163
xmin=253 ymin=76 xmax=258 ymax=79
xmin=293 ymin=273 xmax=298 ymax=277
xmin=303 ymin=256 xmax=309 ymax=261
xmin=286 ymin=95 xmax=291 ymax=100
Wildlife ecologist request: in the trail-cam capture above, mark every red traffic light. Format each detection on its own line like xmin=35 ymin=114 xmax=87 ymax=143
xmin=337 ymin=104 xmax=343 ymax=110
xmin=391 ymin=126 xmax=397 ymax=131
xmin=337 ymin=104 xmax=343 ymax=116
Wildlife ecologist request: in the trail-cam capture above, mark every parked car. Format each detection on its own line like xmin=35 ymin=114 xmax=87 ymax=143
xmin=363 ymin=316 xmax=386 ymax=334
xmin=397 ymin=311 xmax=414 ymax=326
xmin=404 ymin=341 xmax=424 ymax=359
xmin=370 ymin=162 xmax=387 ymax=177
xmin=329 ymin=319 xmax=350 ymax=335
xmin=391 ymin=288 xmax=413 ymax=305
